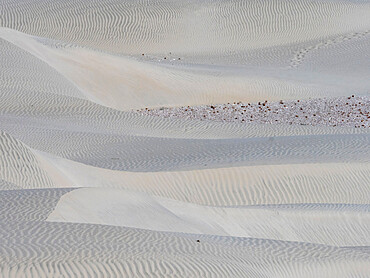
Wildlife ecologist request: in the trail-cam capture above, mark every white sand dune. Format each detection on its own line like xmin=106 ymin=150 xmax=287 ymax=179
xmin=1 ymin=0 xmax=370 ymax=276
xmin=0 ymin=188 xmax=74 ymax=221
xmin=0 ymin=131 xmax=56 ymax=189
xmin=0 ymin=187 xmax=369 ymax=277
xmin=39 ymin=153 xmax=370 ymax=206
xmin=1 ymin=27 xmax=369 ymax=111
xmin=6 ymin=129 xmax=370 ymax=172
xmin=1 ymin=132 xmax=369 ymax=207
xmin=2 ymin=0 xmax=369 ymax=56
xmin=1 ymin=83 xmax=368 ymax=141
xmin=47 ymin=187 xmax=370 ymax=246
xmin=0 ymin=37 xmax=84 ymax=100
xmin=1 ymin=220 xmax=369 ymax=278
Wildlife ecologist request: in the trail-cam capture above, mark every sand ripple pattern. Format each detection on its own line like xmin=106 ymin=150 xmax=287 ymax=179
xmin=0 ymin=188 xmax=74 ymax=222
xmin=0 ymin=131 xmax=55 ymax=189
xmin=48 ymin=187 xmax=370 ymax=246
xmin=2 ymin=0 xmax=370 ymax=56
xmin=35 ymin=133 xmax=370 ymax=172
xmin=291 ymin=30 xmax=370 ymax=68
xmin=1 ymin=0 xmax=370 ymax=277
xmin=0 ymin=178 xmax=20 ymax=190
xmin=0 ymin=38 xmax=84 ymax=99
xmin=1 ymin=221 xmax=369 ymax=278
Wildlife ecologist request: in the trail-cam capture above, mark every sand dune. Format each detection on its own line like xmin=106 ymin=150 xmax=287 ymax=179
xmin=0 ymin=188 xmax=74 ymax=221
xmin=41 ymin=153 xmax=370 ymax=206
xmin=13 ymin=132 xmax=370 ymax=172
xmin=1 ymin=0 xmax=370 ymax=276
xmin=1 ymin=135 xmax=369 ymax=207
xmin=2 ymin=0 xmax=369 ymax=56
xmin=0 ymin=187 xmax=369 ymax=278
xmin=1 ymin=27 xmax=369 ymax=111
xmin=2 ymin=126 xmax=369 ymax=208
xmin=0 ymin=37 xmax=84 ymax=100
xmin=47 ymin=187 xmax=370 ymax=246
xmin=1 ymin=220 xmax=369 ymax=278
xmin=1 ymin=81 xmax=367 ymax=141
xmin=0 ymin=131 xmax=56 ymax=189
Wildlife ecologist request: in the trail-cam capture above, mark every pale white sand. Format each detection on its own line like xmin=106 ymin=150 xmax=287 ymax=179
xmin=1 ymin=27 xmax=369 ymax=111
xmin=1 ymin=0 xmax=370 ymax=277
xmin=47 ymin=187 xmax=370 ymax=246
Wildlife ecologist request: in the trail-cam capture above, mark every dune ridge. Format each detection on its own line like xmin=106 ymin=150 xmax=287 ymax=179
xmin=47 ymin=187 xmax=370 ymax=246
xmin=1 ymin=0 xmax=370 ymax=276
xmin=1 ymin=27 xmax=369 ymax=111
xmin=2 ymin=0 xmax=370 ymax=55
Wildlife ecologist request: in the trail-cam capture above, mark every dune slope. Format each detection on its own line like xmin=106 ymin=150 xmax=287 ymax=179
xmin=1 ymin=0 xmax=370 ymax=277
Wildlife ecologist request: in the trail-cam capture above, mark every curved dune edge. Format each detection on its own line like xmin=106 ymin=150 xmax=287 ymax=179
xmin=1 ymin=28 xmax=369 ymax=112
xmin=0 ymin=28 xmax=369 ymax=142
xmin=1 ymin=130 xmax=369 ymax=205
xmin=1 ymin=0 xmax=370 ymax=276
xmin=31 ymin=132 xmax=370 ymax=172
xmin=2 ymin=89 xmax=369 ymax=141
xmin=0 ymin=36 xmax=85 ymax=100
xmin=36 ymin=149 xmax=370 ymax=206
xmin=0 ymin=28 xmax=317 ymax=110
xmin=2 ymin=0 xmax=369 ymax=55
xmin=0 ymin=188 xmax=74 ymax=221
xmin=4 ymin=128 xmax=370 ymax=205
xmin=47 ymin=187 xmax=370 ymax=246
xmin=0 ymin=129 xmax=369 ymax=204
xmin=0 ymin=130 xmax=57 ymax=189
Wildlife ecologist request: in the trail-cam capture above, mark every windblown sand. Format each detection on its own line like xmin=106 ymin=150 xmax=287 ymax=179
xmin=1 ymin=0 xmax=370 ymax=277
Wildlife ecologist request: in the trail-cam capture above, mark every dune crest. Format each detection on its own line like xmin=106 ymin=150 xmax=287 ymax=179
xmin=1 ymin=0 xmax=370 ymax=276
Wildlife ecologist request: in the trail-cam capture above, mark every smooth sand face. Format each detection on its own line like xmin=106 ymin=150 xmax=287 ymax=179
xmin=1 ymin=27 xmax=369 ymax=111
xmin=1 ymin=0 xmax=370 ymax=277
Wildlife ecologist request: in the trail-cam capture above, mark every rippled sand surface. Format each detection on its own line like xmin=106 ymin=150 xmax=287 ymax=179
xmin=1 ymin=0 xmax=370 ymax=277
